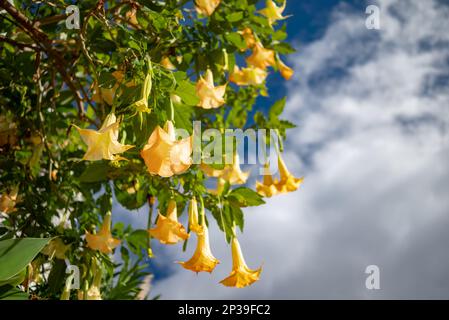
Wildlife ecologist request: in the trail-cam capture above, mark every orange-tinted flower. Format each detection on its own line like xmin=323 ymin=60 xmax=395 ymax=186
xmin=277 ymin=58 xmax=294 ymax=80
xmin=220 ymin=237 xmax=262 ymax=288
xmin=41 ymin=238 xmax=70 ymax=260
xmin=238 ymin=27 xmax=257 ymax=50
xmin=275 ymin=154 xmax=303 ymax=193
xmin=149 ymin=200 xmax=189 ymax=245
xmin=221 ymin=153 xmax=250 ymax=185
xmin=161 ymin=56 xmax=176 ymax=70
xmin=75 ymin=113 xmax=134 ymax=161
xmin=259 ymin=0 xmax=289 ymax=26
xmin=0 ymin=185 xmax=19 ymax=214
xmin=140 ymin=120 xmax=192 ymax=177
xmin=195 ymin=0 xmax=221 ymax=16
xmin=255 ymin=162 xmax=280 ymax=197
xmin=179 ymin=222 xmax=219 ymax=273
xmin=125 ymin=7 xmax=138 ymax=26
xmin=85 ymin=212 xmax=121 ymax=254
xmin=188 ymin=197 xmax=203 ymax=234
xmin=246 ymin=42 xmax=276 ymax=70
xmin=230 ymin=65 xmax=267 ymax=86
xmin=196 ymin=69 xmax=226 ymax=109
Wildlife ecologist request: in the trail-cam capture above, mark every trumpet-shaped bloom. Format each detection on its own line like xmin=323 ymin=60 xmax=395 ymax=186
xmin=140 ymin=121 xmax=192 ymax=177
xmin=276 ymin=154 xmax=304 ymax=192
xmin=246 ymin=42 xmax=276 ymax=70
xmin=255 ymin=162 xmax=280 ymax=197
xmin=0 ymin=186 xmax=19 ymax=214
xmin=277 ymin=58 xmax=294 ymax=80
xmin=41 ymin=238 xmax=70 ymax=260
xmin=130 ymin=73 xmax=152 ymax=113
xmin=161 ymin=56 xmax=176 ymax=70
xmin=196 ymin=69 xmax=226 ymax=109
xmin=220 ymin=237 xmax=262 ymax=288
xmin=238 ymin=27 xmax=256 ymax=50
xmin=125 ymin=8 xmax=138 ymax=25
xmin=149 ymin=200 xmax=189 ymax=245
xmin=195 ymin=0 xmax=221 ymax=16
xmin=92 ymin=71 xmax=125 ymax=106
xmin=230 ymin=65 xmax=267 ymax=86
xmin=259 ymin=0 xmax=288 ymax=26
xmin=221 ymin=153 xmax=250 ymax=185
xmin=75 ymin=113 xmax=134 ymax=161
xmin=188 ymin=197 xmax=203 ymax=234
xmin=85 ymin=212 xmax=121 ymax=254
xmin=179 ymin=223 xmax=219 ymax=273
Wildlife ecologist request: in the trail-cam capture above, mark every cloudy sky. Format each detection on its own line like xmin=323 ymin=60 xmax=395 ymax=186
xmin=115 ymin=0 xmax=449 ymax=299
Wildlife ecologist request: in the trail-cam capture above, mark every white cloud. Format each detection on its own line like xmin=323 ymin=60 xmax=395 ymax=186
xmin=149 ymin=0 xmax=449 ymax=299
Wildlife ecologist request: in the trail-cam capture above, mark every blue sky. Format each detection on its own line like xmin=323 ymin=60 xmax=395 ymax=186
xmin=114 ymin=0 xmax=449 ymax=299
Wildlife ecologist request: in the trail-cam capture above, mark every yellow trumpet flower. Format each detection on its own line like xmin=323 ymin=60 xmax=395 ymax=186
xmin=0 ymin=186 xmax=19 ymax=214
xmin=230 ymin=65 xmax=267 ymax=86
xmin=238 ymin=27 xmax=257 ymax=50
xmin=188 ymin=197 xmax=203 ymax=234
xmin=75 ymin=113 xmax=134 ymax=161
xmin=255 ymin=162 xmax=280 ymax=197
xmin=277 ymin=58 xmax=294 ymax=80
xmin=276 ymin=154 xmax=304 ymax=193
xmin=195 ymin=0 xmax=221 ymax=16
xmin=149 ymin=200 xmax=189 ymax=245
xmin=196 ymin=69 xmax=227 ymax=109
xmin=259 ymin=0 xmax=289 ymax=26
xmin=85 ymin=212 xmax=121 ymax=254
xmin=179 ymin=222 xmax=219 ymax=273
xmin=220 ymin=237 xmax=262 ymax=288
xmin=222 ymin=153 xmax=250 ymax=185
xmin=140 ymin=120 xmax=192 ymax=177
xmin=41 ymin=238 xmax=70 ymax=260
xmin=160 ymin=56 xmax=176 ymax=70
xmin=130 ymin=73 xmax=152 ymax=114
xmin=246 ymin=42 xmax=276 ymax=70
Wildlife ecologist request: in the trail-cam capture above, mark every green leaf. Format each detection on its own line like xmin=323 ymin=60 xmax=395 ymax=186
xmin=227 ymin=12 xmax=244 ymax=23
xmin=173 ymin=104 xmax=194 ymax=133
xmin=0 ymin=238 xmax=51 ymax=282
xmin=0 ymin=285 xmax=28 ymax=300
xmin=126 ymin=230 xmax=149 ymax=257
xmin=228 ymin=187 xmax=265 ymax=207
xmin=78 ymin=162 xmax=110 ymax=183
xmin=224 ymin=32 xmax=246 ymax=50
xmin=174 ymin=80 xmax=199 ymax=106
xmin=273 ymin=42 xmax=296 ymax=54
xmin=269 ymin=97 xmax=286 ymax=120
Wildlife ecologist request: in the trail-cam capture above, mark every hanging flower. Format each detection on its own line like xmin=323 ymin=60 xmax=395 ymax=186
xmin=277 ymin=57 xmax=294 ymax=80
xmin=74 ymin=113 xmax=134 ymax=161
xmin=220 ymin=237 xmax=262 ymax=288
xmin=196 ymin=69 xmax=226 ymax=109
xmin=238 ymin=27 xmax=256 ymax=50
xmin=92 ymin=71 xmax=125 ymax=106
xmin=221 ymin=153 xmax=250 ymax=185
xmin=259 ymin=0 xmax=289 ymax=26
xmin=230 ymin=65 xmax=267 ymax=86
xmin=129 ymin=73 xmax=152 ymax=114
xmin=41 ymin=238 xmax=70 ymax=260
xmin=140 ymin=120 xmax=192 ymax=177
xmin=160 ymin=56 xmax=176 ymax=70
xmin=149 ymin=200 xmax=189 ymax=245
xmin=246 ymin=42 xmax=276 ymax=70
xmin=0 ymin=185 xmax=19 ymax=214
xmin=195 ymin=0 xmax=221 ymax=16
xmin=188 ymin=197 xmax=203 ymax=234
xmin=179 ymin=222 xmax=219 ymax=273
xmin=255 ymin=162 xmax=280 ymax=197
xmin=85 ymin=211 xmax=121 ymax=254
xmin=275 ymin=153 xmax=304 ymax=193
